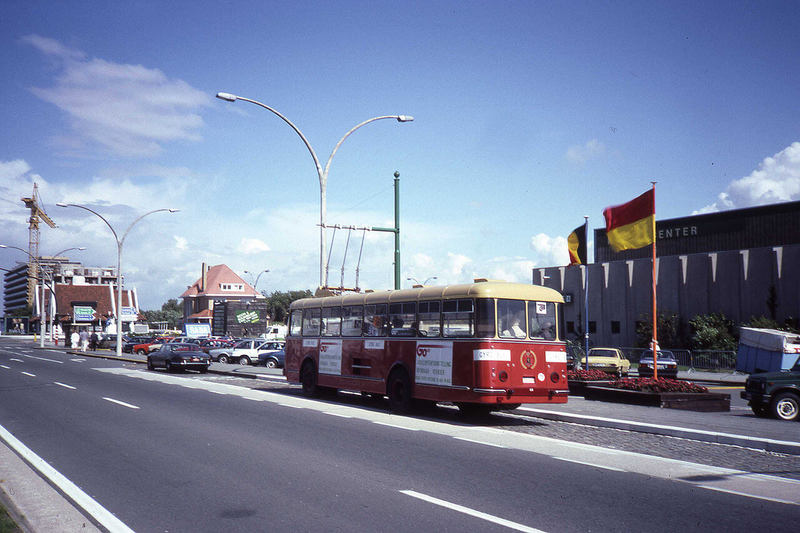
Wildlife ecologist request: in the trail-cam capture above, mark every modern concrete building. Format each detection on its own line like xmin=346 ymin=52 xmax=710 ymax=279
xmin=534 ymin=201 xmax=800 ymax=348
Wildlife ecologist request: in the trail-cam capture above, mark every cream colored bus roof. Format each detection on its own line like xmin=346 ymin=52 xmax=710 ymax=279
xmin=290 ymin=280 xmax=564 ymax=309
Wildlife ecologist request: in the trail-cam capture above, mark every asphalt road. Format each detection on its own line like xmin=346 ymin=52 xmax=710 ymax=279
xmin=1 ymin=339 xmax=799 ymax=532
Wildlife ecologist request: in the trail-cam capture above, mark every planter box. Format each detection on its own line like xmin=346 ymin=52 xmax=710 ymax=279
xmin=568 ymin=380 xmax=613 ymax=395
xmin=582 ymin=386 xmax=731 ymax=412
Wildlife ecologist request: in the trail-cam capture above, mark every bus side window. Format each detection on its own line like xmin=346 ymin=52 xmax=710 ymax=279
xmin=443 ymin=299 xmax=474 ymax=337
xmin=364 ymin=304 xmax=388 ymax=337
xmin=289 ymin=309 xmax=303 ymax=336
xmin=302 ymin=308 xmax=321 ymax=337
xmin=389 ymin=302 xmax=416 ymax=336
xmin=341 ymin=305 xmax=364 ymax=336
xmin=498 ymin=299 xmax=526 ymax=339
xmin=475 ymin=298 xmax=495 ymax=338
xmin=321 ymin=307 xmax=341 ymax=336
xmin=528 ymin=301 xmax=556 ymax=340
xmin=418 ymin=300 xmax=440 ymax=337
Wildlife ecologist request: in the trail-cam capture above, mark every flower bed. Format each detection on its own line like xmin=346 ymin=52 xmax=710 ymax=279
xmin=568 ymin=369 xmax=612 ymax=381
xmin=606 ymin=378 xmax=709 ymax=393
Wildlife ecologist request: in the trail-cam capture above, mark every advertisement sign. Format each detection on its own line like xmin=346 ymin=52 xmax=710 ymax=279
xmin=235 ymin=310 xmax=260 ymax=324
xmin=73 ymin=305 xmax=95 ymax=322
xmin=415 ymin=342 xmax=453 ymax=386
xmin=121 ymin=306 xmax=138 ymax=322
xmin=318 ymin=339 xmax=342 ymax=375
xmin=185 ymin=323 xmax=211 ymax=337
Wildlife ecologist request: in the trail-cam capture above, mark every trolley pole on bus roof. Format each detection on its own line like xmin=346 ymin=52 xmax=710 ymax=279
xmin=372 ymin=171 xmax=401 ymax=290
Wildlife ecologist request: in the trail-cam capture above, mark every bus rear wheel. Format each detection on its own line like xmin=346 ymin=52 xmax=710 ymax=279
xmin=300 ymin=360 xmax=319 ymax=397
xmin=387 ymin=370 xmax=412 ymax=413
xmin=456 ymin=403 xmax=493 ymax=417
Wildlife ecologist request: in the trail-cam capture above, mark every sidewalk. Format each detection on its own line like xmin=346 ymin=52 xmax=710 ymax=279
xmin=34 ymin=341 xmax=800 ymax=455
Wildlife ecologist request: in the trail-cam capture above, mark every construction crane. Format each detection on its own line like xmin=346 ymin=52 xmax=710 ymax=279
xmin=21 ymin=183 xmax=57 ymax=307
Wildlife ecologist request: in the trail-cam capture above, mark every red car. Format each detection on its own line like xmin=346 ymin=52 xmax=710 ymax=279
xmin=133 ymin=337 xmax=173 ymax=355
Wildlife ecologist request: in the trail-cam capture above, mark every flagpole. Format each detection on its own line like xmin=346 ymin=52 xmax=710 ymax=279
xmin=650 ymin=182 xmax=658 ymax=379
xmin=583 ymin=216 xmax=589 ymax=370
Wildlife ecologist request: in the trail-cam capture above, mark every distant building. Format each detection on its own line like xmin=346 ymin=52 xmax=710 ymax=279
xmin=181 ymin=263 xmax=269 ymax=337
xmin=534 ymin=201 xmax=800 ymax=349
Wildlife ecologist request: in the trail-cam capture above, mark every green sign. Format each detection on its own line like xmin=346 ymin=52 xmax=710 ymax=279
xmin=74 ymin=306 xmax=95 ymax=322
xmin=235 ymin=310 xmax=260 ymax=324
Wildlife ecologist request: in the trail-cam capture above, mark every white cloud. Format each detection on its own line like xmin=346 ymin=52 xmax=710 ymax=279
xmin=22 ymin=34 xmax=210 ymax=157
xmin=174 ymin=236 xmax=188 ymax=250
xmin=238 ymin=237 xmax=271 ymax=255
xmin=698 ymin=142 xmax=800 ymax=213
xmin=566 ymin=139 xmax=605 ymax=164
xmin=530 ymin=233 xmax=569 ymax=266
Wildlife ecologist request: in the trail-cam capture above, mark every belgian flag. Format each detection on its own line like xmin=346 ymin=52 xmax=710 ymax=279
xmin=567 ymin=224 xmax=587 ymax=265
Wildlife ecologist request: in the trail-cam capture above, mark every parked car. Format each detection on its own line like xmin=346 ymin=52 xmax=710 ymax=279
xmin=585 ymin=347 xmax=631 ymax=377
xmin=147 ymin=343 xmax=209 ymax=373
xmin=197 ymin=338 xmax=234 ymax=354
xmin=208 ymin=338 xmax=279 ymax=365
xmin=123 ymin=336 xmax=155 ymax=353
xmin=133 ymin=337 xmax=173 ymax=355
xmin=258 ymin=348 xmax=285 ymax=369
xmin=637 ymin=350 xmax=678 ymax=378
xmin=741 ymin=358 xmax=800 ymax=420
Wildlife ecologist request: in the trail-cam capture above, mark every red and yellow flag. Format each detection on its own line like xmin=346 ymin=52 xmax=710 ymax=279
xmin=602 ymin=189 xmax=655 ymax=252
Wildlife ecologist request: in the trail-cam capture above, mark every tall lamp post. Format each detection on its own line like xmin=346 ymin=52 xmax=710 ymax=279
xmin=407 ymin=276 xmax=437 ymax=287
xmin=57 ymin=204 xmax=178 ymax=357
xmin=244 ymin=269 xmax=270 ymax=293
xmin=216 ymin=91 xmax=413 ymax=289
xmin=0 ymin=244 xmax=85 ymax=347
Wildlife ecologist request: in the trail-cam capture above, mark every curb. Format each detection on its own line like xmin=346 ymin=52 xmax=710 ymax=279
xmin=517 ymin=407 xmax=800 ymax=455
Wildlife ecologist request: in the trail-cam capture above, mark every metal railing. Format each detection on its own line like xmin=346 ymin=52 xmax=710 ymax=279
xmin=619 ymin=347 xmax=737 ymax=371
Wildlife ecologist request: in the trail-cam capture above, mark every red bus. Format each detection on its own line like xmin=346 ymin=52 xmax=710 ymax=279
xmin=284 ymin=279 xmax=569 ymax=413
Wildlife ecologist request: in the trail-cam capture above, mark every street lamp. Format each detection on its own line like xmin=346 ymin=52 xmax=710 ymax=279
xmin=216 ymin=91 xmax=413 ymax=289
xmin=244 ymin=269 xmax=270 ymax=292
xmin=56 ymin=204 xmax=179 ymax=357
xmin=0 ymin=244 xmax=85 ymax=346
xmin=407 ymin=276 xmax=437 ymax=287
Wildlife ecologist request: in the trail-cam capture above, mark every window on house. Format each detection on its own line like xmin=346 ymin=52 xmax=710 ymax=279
xmin=611 ymin=321 xmax=621 ymax=334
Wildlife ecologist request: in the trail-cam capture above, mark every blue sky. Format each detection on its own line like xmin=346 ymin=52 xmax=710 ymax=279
xmin=1 ymin=1 xmax=799 ymax=310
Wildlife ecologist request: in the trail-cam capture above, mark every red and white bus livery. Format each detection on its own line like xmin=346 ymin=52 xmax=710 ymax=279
xmin=284 ymin=279 xmax=569 ymax=413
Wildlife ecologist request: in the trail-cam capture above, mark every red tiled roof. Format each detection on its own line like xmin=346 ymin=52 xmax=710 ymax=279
xmin=188 ymin=309 xmax=213 ymax=319
xmin=181 ymin=264 xmax=260 ymax=298
xmin=50 ymin=284 xmax=135 ymax=321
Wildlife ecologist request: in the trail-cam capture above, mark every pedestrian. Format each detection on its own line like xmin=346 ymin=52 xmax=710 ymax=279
xmin=70 ymin=330 xmax=79 ymax=349
xmin=89 ymin=331 xmax=98 ymax=351
xmin=79 ymin=329 xmax=89 ymax=352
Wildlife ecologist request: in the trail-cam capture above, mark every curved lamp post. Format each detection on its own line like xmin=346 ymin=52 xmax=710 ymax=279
xmin=407 ymin=276 xmax=437 ymax=287
xmin=244 ymin=269 xmax=270 ymax=293
xmin=57 ymin=204 xmax=179 ymax=357
xmin=0 ymin=244 xmax=85 ymax=346
xmin=216 ymin=91 xmax=413 ymax=288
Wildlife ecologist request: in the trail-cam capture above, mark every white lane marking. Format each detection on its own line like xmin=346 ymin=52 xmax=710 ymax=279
xmin=553 ymin=457 xmax=625 ymax=472
xmin=0 ymin=365 xmax=10 ymax=369
xmin=454 ymin=437 xmax=507 ymax=448
xmin=0 ymin=423 xmax=135 ymax=533
xmin=54 ymin=382 xmax=77 ymax=390
xmin=22 ymin=354 xmax=63 ymax=364
xmin=698 ymin=485 xmax=797 ymax=506
xmin=324 ymin=412 xmax=353 ymax=418
xmin=10 ymin=358 xmax=24 ymax=362
xmin=278 ymin=403 xmax=304 ymax=409
xmin=102 ymin=397 xmax=140 ymax=410
xmin=371 ymin=421 xmax=420 ymax=431
xmin=71 ymin=358 xmax=86 ymax=362
xmin=400 ymin=490 xmax=545 ymax=533
xmin=21 ymin=371 xmax=36 ymax=377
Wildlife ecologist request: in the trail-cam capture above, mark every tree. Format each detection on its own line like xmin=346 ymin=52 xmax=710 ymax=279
xmin=635 ymin=312 xmax=684 ymax=348
xmin=142 ymin=299 xmax=183 ymax=329
xmin=689 ymin=313 xmax=737 ymax=351
xmin=265 ymin=290 xmax=313 ymax=324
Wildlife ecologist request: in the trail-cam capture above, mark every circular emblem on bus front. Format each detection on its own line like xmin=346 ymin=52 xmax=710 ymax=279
xmin=520 ymin=350 xmax=537 ymax=370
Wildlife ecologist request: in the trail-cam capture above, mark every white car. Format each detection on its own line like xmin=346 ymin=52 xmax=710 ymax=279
xmin=209 ymin=339 xmax=280 ymax=365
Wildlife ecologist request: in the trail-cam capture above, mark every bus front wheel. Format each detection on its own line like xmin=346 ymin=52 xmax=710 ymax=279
xmin=387 ymin=370 xmax=412 ymax=413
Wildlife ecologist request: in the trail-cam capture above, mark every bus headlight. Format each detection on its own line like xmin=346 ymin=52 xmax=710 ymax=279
xmin=550 ymin=372 xmax=560 ymax=383
xmin=498 ymin=371 xmax=508 ymax=382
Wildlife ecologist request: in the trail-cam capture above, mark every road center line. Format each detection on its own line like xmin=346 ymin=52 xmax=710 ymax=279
xmin=22 ymin=354 xmax=64 ymax=364
xmin=0 ymin=364 xmax=10 ymax=369
xmin=400 ymin=490 xmax=545 ymax=532
xmin=102 ymin=397 xmax=140 ymax=410
xmin=10 ymin=358 xmax=23 ymax=362
xmin=54 ymin=382 xmax=77 ymax=390
xmin=21 ymin=371 xmax=36 ymax=377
